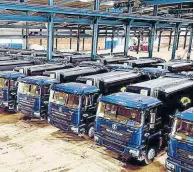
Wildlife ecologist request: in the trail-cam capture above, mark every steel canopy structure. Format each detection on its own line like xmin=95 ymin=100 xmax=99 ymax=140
xmin=0 ymin=0 xmax=193 ymax=60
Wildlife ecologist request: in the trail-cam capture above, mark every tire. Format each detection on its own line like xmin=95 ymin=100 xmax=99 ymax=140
xmin=87 ymin=123 xmax=95 ymax=138
xmin=142 ymin=147 xmax=156 ymax=165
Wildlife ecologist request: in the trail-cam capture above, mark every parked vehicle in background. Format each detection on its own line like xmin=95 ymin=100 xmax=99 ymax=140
xmin=14 ymin=63 xmax=73 ymax=76
xmin=0 ymin=71 xmax=25 ymax=111
xmin=166 ymin=107 xmax=193 ymax=172
xmin=152 ymin=61 xmax=193 ymax=72
xmin=94 ymin=75 xmax=193 ymax=165
xmin=48 ymin=69 xmax=152 ymax=138
xmin=17 ymin=76 xmax=58 ymax=120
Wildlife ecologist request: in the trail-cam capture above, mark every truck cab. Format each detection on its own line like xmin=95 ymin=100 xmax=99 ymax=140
xmin=94 ymin=92 xmax=163 ymax=164
xmin=0 ymin=71 xmax=25 ymax=111
xmin=166 ymin=108 xmax=193 ymax=172
xmin=17 ymin=76 xmax=58 ymax=120
xmin=48 ymin=83 xmax=100 ymax=137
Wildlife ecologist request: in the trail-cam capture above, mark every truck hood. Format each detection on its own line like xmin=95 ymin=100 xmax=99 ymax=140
xmin=168 ymin=138 xmax=193 ymax=165
xmin=96 ymin=118 xmax=143 ymax=148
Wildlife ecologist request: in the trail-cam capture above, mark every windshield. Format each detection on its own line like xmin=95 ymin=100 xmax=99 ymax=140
xmin=97 ymin=102 xmax=142 ymax=127
xmin=0 ymin=78 xmax=8 ymax=89
xmin=172 ymin=118 xmax=193 ymax=143
xmin=18 ymin=82 xmax=40 ymax=97
xmin=50 ymin=90 xmax=79 ymax=109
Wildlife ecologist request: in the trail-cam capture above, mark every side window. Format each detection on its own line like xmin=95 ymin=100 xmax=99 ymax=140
xmin=83 ymin=94 xmax=93 ymax=107
xmin=10 ymin=80 xmax=15 ymax=89
xmin=42 ymin=86 xmax=50 ymax=95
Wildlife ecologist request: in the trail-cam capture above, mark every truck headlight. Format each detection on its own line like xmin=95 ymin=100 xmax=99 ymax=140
xmin=94 ymin=136 xmax=99 ymax=142
xmin=2 ymin=101 xmax=8 ymax=106
xmin=71 ymin=127 xmax=79 ymax=133
xmin=129 ymin=149 xmax=140 ymax=157
xmin=47 ymin=117 xmax=51 ymax=123
xmin=34 ymin=111 xmax=40 ymax=118
xmin=166 ymin=161 xmax=175 ymax=170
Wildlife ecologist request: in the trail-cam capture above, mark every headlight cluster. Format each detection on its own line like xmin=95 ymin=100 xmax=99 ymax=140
xmin=94 ymin=136 xmax=99 ymax=142
xmin=129 ymin=149 xmax=140 ymax=157
xmin=71 ymin=127 xmax=79 ymax=133
xmin=2 ymin=101 xmax=8 ymax=106
xmin=166 ymin=161 xmax=176 ymax=171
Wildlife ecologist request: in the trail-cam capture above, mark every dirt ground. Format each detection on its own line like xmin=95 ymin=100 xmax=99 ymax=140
xmin=0 ymin=112 xmax=167 ymax=172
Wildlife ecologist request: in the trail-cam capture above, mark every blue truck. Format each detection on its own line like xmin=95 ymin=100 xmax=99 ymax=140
xmin=47 ymin=70 xmax=156 ymax=138
xmin=0 ymin=71 xmax=25 ymax=111
xmin=166 ymin=108 xmax=193 ymax=172
xmin=94 ymin=75 xmax=193 ymax=164
xmin=17 ymin=76 xmax=58 ymax=120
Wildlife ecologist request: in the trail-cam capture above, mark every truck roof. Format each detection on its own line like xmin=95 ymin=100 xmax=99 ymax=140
xmin=176 ymin=108 xmax=193 ymax=121
xmin=107 ymin=64 xmax=133 ymax=71
xmin=60 ymin=66 xmax=108 ymax=76
xmin=15 ymin=63 xmax=68 ymax=71
xmin=51 ymin=82 xmax=99 ymax=95
xmin=0 ymin=71 xmax=25 ymax=79
xmin=126 ymin=59 xmax=158 ymax=65
xmin=99 ymin=92 xmax=162 ymax=109
xmin=153 ymin=61 xmax=192 ymax=67
xmin=18 ymin=76 xmax=58 ymax=85
xmin=77 ymin=71 xmax=139 ymax=82
xmin=0 ymin=60 xmax=32 ymax=66
xmin=130 ymin=76 xmax=193 ymax=94
xmin=140 ymin=67 xmax=169 ymax=74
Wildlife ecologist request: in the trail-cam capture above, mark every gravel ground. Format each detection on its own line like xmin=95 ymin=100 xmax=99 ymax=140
xmin=0 ymin=112 xmax=167 ymax=172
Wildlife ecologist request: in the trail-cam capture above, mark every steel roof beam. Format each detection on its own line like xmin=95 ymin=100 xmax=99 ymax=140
xmin=0 ymin=2 xmax=192 ymax=24
xmin=143 ymin=0 xmax=192 ymax=5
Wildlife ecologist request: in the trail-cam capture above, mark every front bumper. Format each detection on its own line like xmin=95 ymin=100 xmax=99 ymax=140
xmin=166 ymin=157 xmax=193 ymax=172
xmin=0 ymin=100 xmax=15 ymax=110
xmin=94 ymin=133 xmax=143 ymax=159
xmin=49 ymin=116 xmax=85 ymax=135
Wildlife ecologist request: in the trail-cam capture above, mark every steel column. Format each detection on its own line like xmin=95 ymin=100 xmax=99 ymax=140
xmin=187 ymin=28 xmax=193 ymax=60
xmin=137 ymin=34 xmax=141 ymax=54
xmin=77 ymin=25 xmax=80 ymax=52
xmin=171 ymin=23 xmax=180 ymax=60
xmin=70 ymin=29 xmax=72 ymax=49
xmin=183 ymin=29 xmax=188 ymax=49
xmin=157 ymin=31 xmax=162 ymax=52
xmin=40 ymin=29 xmax=42 ymax=45
xmin=168 ymin=30 xmax=173 ymax=51
xmin=91 ymin=0 xmax=99 ymax=59
xmin=47 ymin=0 xmax=54 ymax=61
xmin=148 ymin=5 xmax=158 ymax=58
xmin=148 ymin=22 xmax=156 ymax=58
xmin=25 ymin=20 xmax=29 ymax=50
xmin=55 ymin=29 xmax=58 ymax=50
xmin=111 ymin=27 xmax=115 ymax=54
xmin=83 ymin=38 xmax=85 ymax=51
xmin=176 ymin=30 xmax=181 ymax=50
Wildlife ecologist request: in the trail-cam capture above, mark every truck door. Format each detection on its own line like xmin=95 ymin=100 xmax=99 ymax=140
xmin=144 ymin=106 xmax=163 ymax=150
xmin=82 ymin=93 xmax=99 ymax=125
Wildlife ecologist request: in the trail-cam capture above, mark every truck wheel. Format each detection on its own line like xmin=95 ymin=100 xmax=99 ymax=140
xmin=87 ymin=123 xmax=95 ymax=138
xmin=143 ymin=147 xmax=156 ymax=165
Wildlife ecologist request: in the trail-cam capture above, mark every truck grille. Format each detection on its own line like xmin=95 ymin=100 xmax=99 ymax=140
xmin=100 ymin=124 xmax=132 ymax=146
xmin=50 ymin=109 xmax=72 ymax=125
xmin=0 ymin=91 xmax=3 ymax=99
xmin=103 ymin=140 xmax=125 ymax=152
xmin=18 ymin=98 xmax=35 ymax=115
xmin=177 ymin=148 xmax=193 ymax=163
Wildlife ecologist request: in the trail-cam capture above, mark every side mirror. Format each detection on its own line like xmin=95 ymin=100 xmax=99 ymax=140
xmin=149 ymin=113 xmax=156 ymax=129
xmin=150 ymin=112 xmax=156 ymax=124
xmin=15 ymin=81 xmax=19 ymax=87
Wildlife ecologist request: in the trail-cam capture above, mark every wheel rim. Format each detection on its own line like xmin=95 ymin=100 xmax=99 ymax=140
xmin=88 ymin=126 xmax=94 ymax=138
xmin=147 ymin=148 xmax=155 ymax=160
